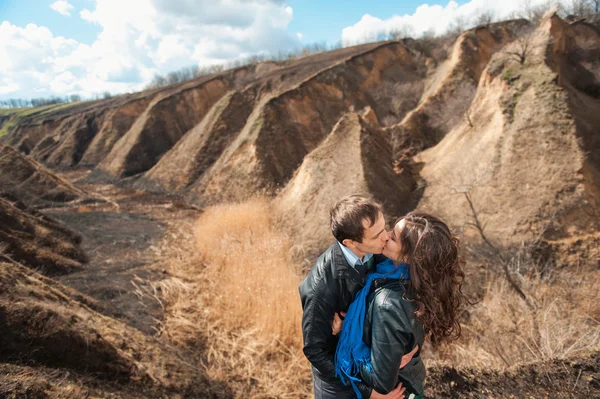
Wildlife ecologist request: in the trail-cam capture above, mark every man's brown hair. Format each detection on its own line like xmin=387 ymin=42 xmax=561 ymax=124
xmin=330 ymin=195 xmax=383 ymax=243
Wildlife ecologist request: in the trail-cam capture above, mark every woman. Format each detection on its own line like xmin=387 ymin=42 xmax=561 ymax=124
xmin=334 ymin=212 xmax=466 ymax=399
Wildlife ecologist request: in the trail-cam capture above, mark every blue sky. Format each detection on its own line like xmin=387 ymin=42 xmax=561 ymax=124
xmin=287 ymin=0 xmax=469 ymax=44
xmin=0 ymin=0 xmax=546 ymax=101
xmin=1 ymin=1 xmax=466 ymax=46
xmin=1 ymin=0 xmax=100 ymax=45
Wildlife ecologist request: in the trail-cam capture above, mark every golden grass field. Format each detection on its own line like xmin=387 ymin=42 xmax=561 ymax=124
xmin=153 ymin=199 xmax=600 ymax=398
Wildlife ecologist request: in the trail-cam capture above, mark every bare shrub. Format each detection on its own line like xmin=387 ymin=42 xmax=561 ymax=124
xmin=150 ymin=198 xmax=598 ymax=396
xmin=376 ymin=80 xmax=425 ymax=126
xmin=564 ymin=0 xmax=597 ymax=17
xmin=153 ymin=199 xmax=311 ymax=398
xmin=434 ymin=267 xmax=600 ymax=368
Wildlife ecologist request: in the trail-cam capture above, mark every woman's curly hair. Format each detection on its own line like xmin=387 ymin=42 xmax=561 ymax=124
xmin=396 ymin=211 xmax=466 ymax=346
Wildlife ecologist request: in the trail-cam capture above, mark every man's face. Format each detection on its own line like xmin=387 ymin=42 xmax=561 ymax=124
xmin=343 ymin=212 xmax=389 ymax=258
xmin=382 ymin=219 xmax=405 ymax=262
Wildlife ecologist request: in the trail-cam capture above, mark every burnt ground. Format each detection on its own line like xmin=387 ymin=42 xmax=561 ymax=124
xmin=44 ymin=168 xmax=201 ymax=334
xmin=14 ymin=168 xmax=598 ymax=399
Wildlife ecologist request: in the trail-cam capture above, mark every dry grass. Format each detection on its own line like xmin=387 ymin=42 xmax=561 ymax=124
xmin=433 ymin=267 xmax=600 ymax=369
xmin=151 ymin=198 xmax=599 ymax=397
xmin=153 ymin=198 xmax=312 ymax=399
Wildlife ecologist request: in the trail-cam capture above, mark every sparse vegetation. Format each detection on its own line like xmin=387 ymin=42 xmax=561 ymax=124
xmin=151 ymin=197 xmax=600 ymax=397
xmin=435 ymin=266 xmax=600 ymax=369
xmin=0 ymin=103 xmax=81 ymax=137
xmin=154 ymin=199 xmax=311 ymax=398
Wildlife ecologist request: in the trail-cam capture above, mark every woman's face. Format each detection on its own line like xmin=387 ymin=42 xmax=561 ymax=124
xmin=382 ymin=219 xmax=405 ymax=262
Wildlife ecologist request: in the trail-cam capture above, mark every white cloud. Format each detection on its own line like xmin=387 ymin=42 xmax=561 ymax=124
xmin=0 ymin=78 xmax=19 ymax=95
xmin=296 ymin=32 xmax=303 ymax=40
xmin=50 ymin=0 xmax=75 ymax=16
xmin=341 ymin=0 xmax=555 ymax=45
xmin=1 ymin=0 xmax=300 ymax=100
xmin=50 ymin=71 xmax=77 ymax=93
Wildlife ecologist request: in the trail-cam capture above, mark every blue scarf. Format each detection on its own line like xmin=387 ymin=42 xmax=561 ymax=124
xmin=334 ymin=258 xmax=410 ymax=398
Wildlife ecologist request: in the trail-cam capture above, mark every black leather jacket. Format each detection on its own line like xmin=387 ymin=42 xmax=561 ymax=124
xmin=299 ymin=243 xmax=385 ymax=398
xmin=360 ymin=278 xmax=426 ymax=396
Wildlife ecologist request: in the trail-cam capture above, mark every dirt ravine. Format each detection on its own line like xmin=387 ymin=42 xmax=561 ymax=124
xmin=42 ymin=169 xmax=201 ymax=334
xmin=1 ymin=11 xmax=600 ymax=399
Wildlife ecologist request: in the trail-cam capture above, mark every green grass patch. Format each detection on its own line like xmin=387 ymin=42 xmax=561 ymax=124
xmin=0 ymin=108 xmax=27 ymax=117
xmin=0 ymin=102 xmax=85 ymax=138
xmin=0 ymin=119 xmax=16 ymax=138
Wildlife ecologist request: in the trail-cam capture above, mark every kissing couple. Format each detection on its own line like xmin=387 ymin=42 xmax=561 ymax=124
xmin=300 ymin=195 xmax=466 ymax=399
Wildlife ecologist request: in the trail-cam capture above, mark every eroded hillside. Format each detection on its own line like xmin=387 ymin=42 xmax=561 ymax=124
xmin=415 ymin=12 xmax=600 ymax=253
xmin=1 ymin=10 xmax=599 ymax=399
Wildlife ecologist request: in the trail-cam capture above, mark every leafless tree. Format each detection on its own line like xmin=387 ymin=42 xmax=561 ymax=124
xmin=448 ymin=14 xmax=471 ymax=35
xmin=565 ymin=0 xmax=595 ymax=16
xmin=509 ymin=37 xmax=532 ymax=64
xmin=449 ymin=185 xmax=538 ymax=310
xmin=507 ymin=24 xmax=535 ymax=65
xmin=473 ymin=9 xmax=496 ymax=26
xmin=466 ymin=111 xmax=474 ymax=128
xmin=388 ymin=25 xmax=415 ymax=40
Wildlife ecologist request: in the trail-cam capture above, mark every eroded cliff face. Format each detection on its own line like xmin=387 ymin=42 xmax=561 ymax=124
xmin=80 ymin=96 xmax=154 ymax=165
xmin=98 ymin=77 xmax=231 ymax=178
xmin=388 ymin=20 xmax=529 ymax=160
xmin=3 ymin=16 xmax=598 ymax=255
xmin=415 ymin=12 xmax=600 ymax=248
xmin=179 ymin=42 xmax=432 ymax=203
xmin=275 ymin=111 xmax=416 ymax=251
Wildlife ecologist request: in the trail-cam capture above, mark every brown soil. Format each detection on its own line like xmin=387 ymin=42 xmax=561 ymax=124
xmin=0 ymin=258 xmax=230 ymax=399
xmin=43 ymin=169 xmax=200 ymax=334
xmin=0 ymin=193 xmax=87 ymax=275
xmin=80 ymin=96 xmax=154 ymax=166
xmin=276 ymin=111 xmax=417 ymax=258
xmin=414 ymin=12 xmax=600 ymax=251
xmin=389 ymin=20 xmax=529 ymax=160
xmin=98 ymin=77 xmax=231 ymax=178
xmin=425 ymin=348 xmax=600 ymax=398
xmin=183 ymin=41 xmax=428 ymax=205
xmin=0 ymin=143 xmax=85 ymax=207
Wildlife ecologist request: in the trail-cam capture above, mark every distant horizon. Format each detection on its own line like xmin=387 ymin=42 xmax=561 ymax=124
xmin=0 ymin=0 xmax=588 ymax=101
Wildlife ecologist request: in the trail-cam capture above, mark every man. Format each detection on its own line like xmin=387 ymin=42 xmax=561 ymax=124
xmin=299 ymin=195 xmax=405 ymax=399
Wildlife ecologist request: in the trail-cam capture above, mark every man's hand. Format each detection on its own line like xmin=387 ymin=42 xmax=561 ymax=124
xmin=400 ymin=345 xmax=419 ymax=369
xmin=331 ymin=312 xmax=345 ymax=335
xmin=370 ymin=383 xmax=406 ymax=399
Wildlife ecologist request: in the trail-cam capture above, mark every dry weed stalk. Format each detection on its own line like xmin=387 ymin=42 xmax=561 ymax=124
xmin=148 ymin=197 xmax=597 ymax=394
xmin=152 ymin=199 xmax=312 ymax=398
xmin=435 ymin=268 xmax=600 ymax=369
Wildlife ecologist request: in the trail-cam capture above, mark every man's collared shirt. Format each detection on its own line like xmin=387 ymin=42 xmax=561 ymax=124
xmin=337 ymin=241 xmax=373 ymax=268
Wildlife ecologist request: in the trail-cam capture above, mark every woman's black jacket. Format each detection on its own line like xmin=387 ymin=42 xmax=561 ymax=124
xmin=360 ymin=278 xmax=426 ymax=396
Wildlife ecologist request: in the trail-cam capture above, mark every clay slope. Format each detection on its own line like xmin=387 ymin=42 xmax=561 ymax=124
xmin=0 ymin=193 xmax=87 ymax=275
xmin=31 ymin=109 xmax=110 ymax=166
xmin=136 ymin=88 xmax=256 ymax=193
xmin=415 ymin=12 xmax=600 ymax=248
xmin=276 ymin=111 xmax=416 ymax=252
xmin=1 ymin=97 xmax=118 ymax=160
xmin=140 ymin=41 xmax=427 ymax=205
xmin=0 ymin=143 xmax=85 ymax=207
xmin=0 ymin=259 xmax=220 ymax=398
xmin=390 ymin=20 xmax=529 ymax=158
xmin=98 ymin=76 xmax=231 ymax=178
xmin=79 ymin=95 xmax=154 ymax=165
